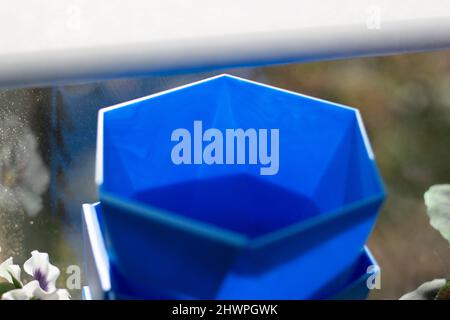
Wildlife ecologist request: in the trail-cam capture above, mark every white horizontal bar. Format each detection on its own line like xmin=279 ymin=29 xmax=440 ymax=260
xmin=1 ymin=0 xmax=450 ymax=87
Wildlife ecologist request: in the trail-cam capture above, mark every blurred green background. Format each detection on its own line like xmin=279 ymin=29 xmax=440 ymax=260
xmin=0 ymin=50 xmax=449 ymax=299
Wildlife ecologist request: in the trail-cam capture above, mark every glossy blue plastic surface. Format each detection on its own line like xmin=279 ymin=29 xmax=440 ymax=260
xmin=97 ymin=74 xmax=385 ymax=298
xmin=82 ymin=202 xmax=379 ymax=300
xmin=330 ymin=249 xmax=379 ymax=300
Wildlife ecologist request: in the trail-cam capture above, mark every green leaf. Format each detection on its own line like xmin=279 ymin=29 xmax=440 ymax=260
xmin=399 ymin=279 xmax=447 ymax=300
xmin=435 ymin=281 xmax=450 ymax=300
xmin=424 ymin=184 xmax=450 ymax=244
xmin=0 ymin=282 xmax=16 ymax=298
xmin=8 ymin=271 xmax=22 ymax=289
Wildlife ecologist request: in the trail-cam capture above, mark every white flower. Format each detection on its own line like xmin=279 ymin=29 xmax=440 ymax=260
xmin=1 ymin=251 xmax=71 ymax=300
xmin=1 ymin=285 xmax=30 ymax=300
xmin=0 ymin=257 xmax=22 ymax=285
xmin=2 ymin=280 xmax=70 ymax=300
xmin=24 ymin=250 xmax=60 ymax=292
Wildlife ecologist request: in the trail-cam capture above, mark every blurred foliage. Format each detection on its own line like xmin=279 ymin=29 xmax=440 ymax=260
xmin=436 ymin=281 xmax=450 ymax=300
xmin=264 ymin=53 xmax=450 ymax=198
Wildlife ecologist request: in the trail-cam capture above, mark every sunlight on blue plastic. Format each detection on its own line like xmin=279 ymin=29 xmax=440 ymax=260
xmin=82 ymin=202 xmax=379 ymax=300
xmin=96 ymin=74 xmax=385 ymax=299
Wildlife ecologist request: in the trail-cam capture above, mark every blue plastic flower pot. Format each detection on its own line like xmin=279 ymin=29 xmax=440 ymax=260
xmin=96 ymin=74 xmax=385 ymax=298
xmin=330 ymin=249 xmax=379 ymax=300
xmin=82 ymin=202 xmax=379 ymax=300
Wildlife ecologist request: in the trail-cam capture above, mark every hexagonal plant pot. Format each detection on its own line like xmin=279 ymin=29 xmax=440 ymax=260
xmin=96 ymin=74 xmax=385 ymax=298
xmin=82 ymin=202 xmax=380 ymax=300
